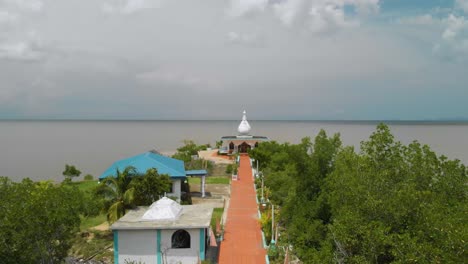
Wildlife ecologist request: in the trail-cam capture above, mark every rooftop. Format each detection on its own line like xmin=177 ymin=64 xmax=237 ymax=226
xmin=99 ymin=151 xmax=186 ymax=180
xmin=220 ymin=135 xmax=269 ymax=140
xmin=111 ymin=203 xmax=213 ymax=230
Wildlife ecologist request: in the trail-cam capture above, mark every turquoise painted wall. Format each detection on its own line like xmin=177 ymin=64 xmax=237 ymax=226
xmin=199 ymin=228 xmax=205 ymax=260
xmin=113 ymin=231 xmax=119 ymax=264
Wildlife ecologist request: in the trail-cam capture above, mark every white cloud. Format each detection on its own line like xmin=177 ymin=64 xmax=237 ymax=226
xmin=227 ymin=0 xmax=268 ymax=18
xmin=136 ymin=66 xmax=216 ymax=89
xmin=0 ymin=10 xmax=18 ymax=25
xmin=442 ymin=14 xmax=468 ymax=40
xmin=227 ymin=31 xmax=263 ymax=46
xmin=0 ymin=41 xmax=43 ymax=61
xmin=271 ymin=0 xmax=378 ymax=33
xmin=433 ymin=14 xmax=468 ymax=59
xmin=102 ymin=0 xmax=163 ymax=14
xmin=3 ymin=0 xmax=43 ymax=12
xmin=456 ymin=0 xmax=468 ymax=13
xmin=272 ymin=0 xmax=309 ymax=26
xmin=308 ymin=2 xmax=358 ymax=33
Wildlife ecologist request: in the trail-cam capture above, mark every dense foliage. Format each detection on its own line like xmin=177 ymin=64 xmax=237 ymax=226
xmin=172 ymin=140 xmax=213 ymax=173
xmin=251 ymin=124 xmax=467 ymax=263
xmin=131 ymin=168 xmax=172 ymax=205
xmin=0 ymin=178 xmax=83 ymax=264
xmin=95 ymin=166 xmax=172 ymax=223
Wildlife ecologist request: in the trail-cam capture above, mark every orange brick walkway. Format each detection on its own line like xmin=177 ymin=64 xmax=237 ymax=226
xmin=219 ymin=154 xmax=266 ymax=264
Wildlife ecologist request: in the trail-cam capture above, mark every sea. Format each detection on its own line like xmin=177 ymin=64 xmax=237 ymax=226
xmin=1 ymin=120 xmax=467 ymax=182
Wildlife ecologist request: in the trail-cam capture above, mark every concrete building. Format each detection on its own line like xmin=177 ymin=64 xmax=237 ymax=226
xmin=111 ymin=197 xmax=213 ymax=264
xmin=220 ymin=111 xmax=269 ymax=154
xmin=99 ymin=151 xmax=209 ymax=199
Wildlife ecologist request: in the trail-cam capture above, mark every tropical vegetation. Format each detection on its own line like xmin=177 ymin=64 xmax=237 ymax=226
xmin=0 ymin=178 xmax=85 ymax=263
xmin=95 ymin=166 xmax=172 ymax=223
xmin=251 ymin=124 xmax=467 ymax=263
xmin=172 ymin=140 xmax=214 ymax=173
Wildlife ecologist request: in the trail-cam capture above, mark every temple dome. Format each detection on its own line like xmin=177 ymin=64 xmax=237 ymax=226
xmin=238 ymin=110 xmax=251 ymax=135
xmin=142 ymin=197 xmax=182 ymax=221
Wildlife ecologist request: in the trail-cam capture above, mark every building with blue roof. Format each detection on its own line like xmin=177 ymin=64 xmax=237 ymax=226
xmin=100 ymin=150 xmax=208 ymax=199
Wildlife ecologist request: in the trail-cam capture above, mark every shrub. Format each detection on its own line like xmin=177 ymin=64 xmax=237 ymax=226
xmin=84 ymin=174 xmax=94 ymax=181
xmin=225 ymin=164 xmax=233 ymax=174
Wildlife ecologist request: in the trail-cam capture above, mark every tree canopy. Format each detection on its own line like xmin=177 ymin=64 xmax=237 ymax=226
xmin=0 ymin=178 xmax=83 ymax=264
xmin=95 ymin=166 xmax=173 ymax=223
xmin=62 ymin=164 xmax=81 ymax=181
xmin=251 ymin=124 xmax=467 ymax=263
xmin=172 ymin=140 xmax=213 ymax=173
xmin=131 ymin=168 xmax=172 ymax=205
xmin=95 ymin=166 xmax=137 ymax=224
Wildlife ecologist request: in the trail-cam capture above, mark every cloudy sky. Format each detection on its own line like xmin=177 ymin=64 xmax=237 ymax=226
xmin=0 ymin=0 xmax=467 ymax=120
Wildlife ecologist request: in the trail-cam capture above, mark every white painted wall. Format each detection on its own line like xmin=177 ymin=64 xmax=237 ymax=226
xmin=167 ymin=179 xmax=181 ymax=201
xmin=116 ymin=228 xmax=204 ymax=264
xmin=160 ymin=229 xmax=200 ymax=264
xmin=118 ymin=230 xmax=157 ymax=264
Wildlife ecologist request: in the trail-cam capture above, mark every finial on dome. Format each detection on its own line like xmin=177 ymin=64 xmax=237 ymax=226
xmin=238 ymin=110 xmax=251 ymax=135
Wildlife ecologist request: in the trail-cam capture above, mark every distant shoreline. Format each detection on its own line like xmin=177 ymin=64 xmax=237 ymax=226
xmin=1 ymin=119 xmax=468 ymax=125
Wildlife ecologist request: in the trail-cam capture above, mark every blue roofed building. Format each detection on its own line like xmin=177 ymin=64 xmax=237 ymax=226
xmin=99 ymin=150 xmax=208 ymax=200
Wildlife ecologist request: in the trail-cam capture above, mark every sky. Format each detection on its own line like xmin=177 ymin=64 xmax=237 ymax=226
xmin=0 ymin=0 xmax=467 ymax=120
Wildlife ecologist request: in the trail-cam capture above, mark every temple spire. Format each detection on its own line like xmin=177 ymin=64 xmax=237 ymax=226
xmin=238 ymin=110 xmax=251 ymax=135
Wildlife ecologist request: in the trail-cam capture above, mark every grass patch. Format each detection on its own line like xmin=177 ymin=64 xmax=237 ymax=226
xmin=188 ymin=176 xmax=230 ymax=185
xmin=210 ymin=208 xmax=224 ymax=232
xmin=80 ymin=213 xmax=107 ymax=231
xmin=69 ymin=180 xmax=99 ymax=193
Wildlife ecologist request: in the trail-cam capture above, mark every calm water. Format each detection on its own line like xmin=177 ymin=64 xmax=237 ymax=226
xmin=1 ymin=120 xmax=467 ymax=182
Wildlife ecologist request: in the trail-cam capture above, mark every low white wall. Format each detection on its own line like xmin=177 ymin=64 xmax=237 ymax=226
xmin=160 ymin=229 xmax=200 ymax=264
xmin=118 ymin=230 xmax=157 ymax=264
xmin=116 ymin=228 xmax=204 ymax=264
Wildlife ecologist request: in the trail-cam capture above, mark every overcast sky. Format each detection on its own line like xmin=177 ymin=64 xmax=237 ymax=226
xmin=0 ymin=0 xmax=467 ymax=120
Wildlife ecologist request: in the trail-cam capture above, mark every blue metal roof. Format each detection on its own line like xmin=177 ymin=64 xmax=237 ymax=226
xmin=186 ymin=169 xmax=208 ymax=176
xmin=99 ymin=151 xmax=186 ymax=180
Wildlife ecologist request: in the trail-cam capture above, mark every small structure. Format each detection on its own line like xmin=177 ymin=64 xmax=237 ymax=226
xmin=220 ymin=111 xmax=269 ymax=154
xmin=99 ymin=151 xmax=209 ymax=200
xmin=111 ymin=197 xmax=213 ymax=264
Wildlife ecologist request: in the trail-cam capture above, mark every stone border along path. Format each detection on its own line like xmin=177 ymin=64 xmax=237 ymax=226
xmin=219 ymin=154 xmax=266 ymax=264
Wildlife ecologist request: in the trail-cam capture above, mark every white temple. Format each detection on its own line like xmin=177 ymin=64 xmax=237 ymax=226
xmin=237 ymin=110 xmax=251 ymax=135
xmin=219 ymin=110 xmax=269 ymax=154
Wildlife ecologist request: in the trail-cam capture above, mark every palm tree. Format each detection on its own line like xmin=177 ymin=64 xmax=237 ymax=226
xmin=96 ymin=166 xmax=137 ymax=224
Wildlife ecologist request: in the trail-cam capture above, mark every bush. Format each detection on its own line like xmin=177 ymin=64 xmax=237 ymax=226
xmin=225 ymin=164 xmax=233 ymax=174
xmin=84 ymin=174 xmax=94 ymax=181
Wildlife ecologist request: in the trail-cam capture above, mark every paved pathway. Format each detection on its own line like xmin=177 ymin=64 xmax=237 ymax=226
xmin=219 ymin=154 xmax=266 ymax=264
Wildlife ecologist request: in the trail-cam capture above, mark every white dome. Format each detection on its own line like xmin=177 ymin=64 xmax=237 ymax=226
xmin=238 ymin=110 xmax=251 ymax=135
xmin=142 ymin=197 xmax=182 ymax=221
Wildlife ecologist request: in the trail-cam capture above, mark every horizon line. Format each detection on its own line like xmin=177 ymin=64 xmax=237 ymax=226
xmin=1 ymin=118 xmax=468 ymax=123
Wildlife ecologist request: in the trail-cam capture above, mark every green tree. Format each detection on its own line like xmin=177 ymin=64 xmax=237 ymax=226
xmin=318 ymin=124 xmax=467 ymax=263
xmin=172 ymin=140 xmax=214 ymax=173
xmin=172 ymin=140 xmax=203 ymax=162
xmin=131 ymin=168 xmax=172 ymax=205
xmin=0 ymin=177 xmax=82 ymax=264
xmin=62 ymin=164 xmax=81 ymax=182
xmin=95 ymin=166 xmax=137 ymax=224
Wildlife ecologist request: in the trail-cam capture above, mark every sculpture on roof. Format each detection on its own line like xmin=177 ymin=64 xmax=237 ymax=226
xmin=142 ymin=197 xmax=182 ymax=221
xmin=237 ymin=110 xmax=251 ymax=135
